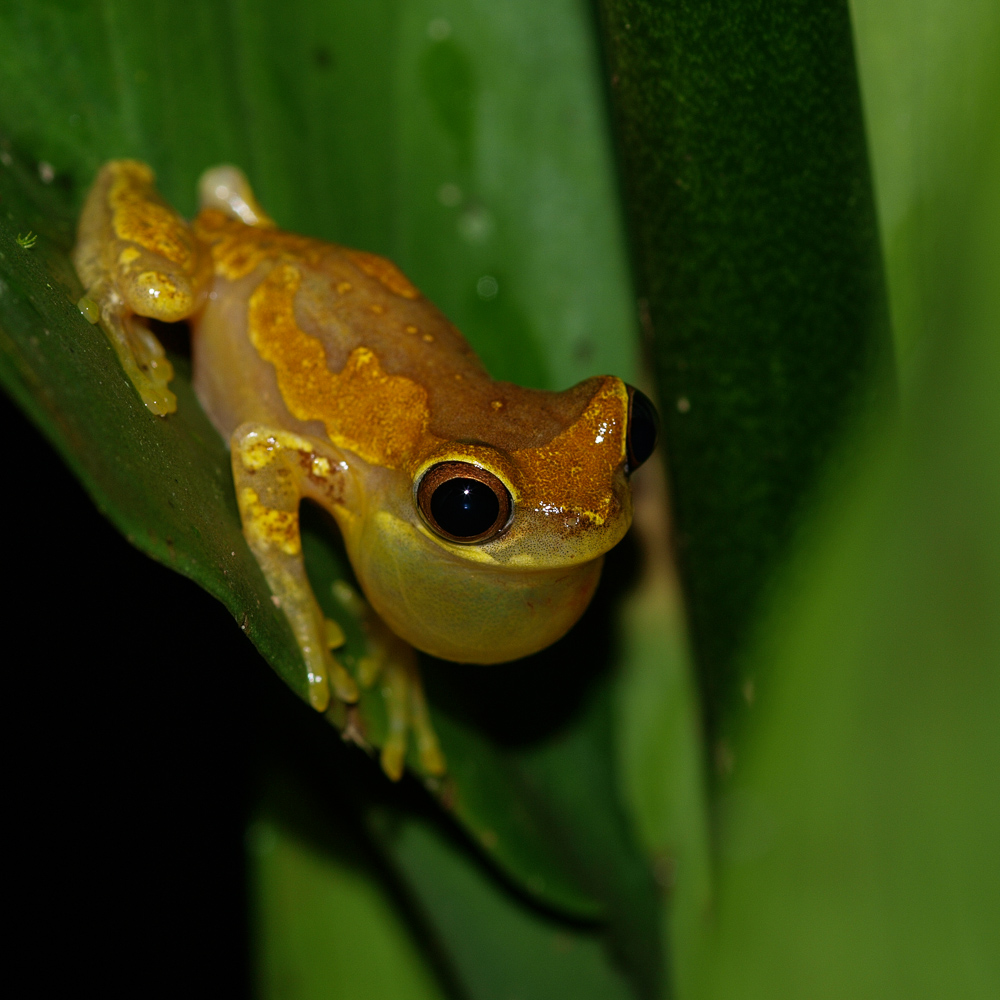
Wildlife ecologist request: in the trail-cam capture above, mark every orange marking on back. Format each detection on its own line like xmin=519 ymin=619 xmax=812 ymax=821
xmin=109 ymin=163 xmax=197 ymax=272
xmin=194 ymin=210 xmax=323 ymax=281
xmin=247 ymin=263 xmax=441 ymax=469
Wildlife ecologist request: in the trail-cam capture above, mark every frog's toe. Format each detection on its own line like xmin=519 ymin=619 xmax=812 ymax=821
xmin=357 ymin=654 xmax=380 ymax=688
xmin=325 ymin=624 xmax=359 ymax=702
xmin=87 ymin=289 xmax=178 ymax=416
xmin=134 ymin=354 xmax=176 ymax=414
xmin=324 ymin=617 xmax=346 ymax=650
xmin=330 ymin=579 xmax=447 ymax=780
xmin=140 ymin=383 xmax=178 ymax=416
xmin=380 ymin=739 xmax=407 ymax=783
xmin=330 ymin=657 xmax=359 ymax=704
xmin=409 ymin=669 xmax=447 ymax=776
xmin=418 ymin=737 xmax=447 ymax=778
xmin=306 ymin=673 xmax=331 ymax=712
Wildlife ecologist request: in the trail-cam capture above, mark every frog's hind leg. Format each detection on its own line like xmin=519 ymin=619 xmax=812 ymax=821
xmin=74 ymin=160 xmax=212 ymax=415
xmin=332 ymin=581 xmax=446 ymax=781
xmin=364 ymin=640 xmax=447 ymax=781
xmin=231 ymin=423 xmax=359 ymax=711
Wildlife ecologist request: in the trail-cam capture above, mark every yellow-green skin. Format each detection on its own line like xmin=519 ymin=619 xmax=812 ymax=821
xmin=73 ymin=161 xmax=635 ymax=775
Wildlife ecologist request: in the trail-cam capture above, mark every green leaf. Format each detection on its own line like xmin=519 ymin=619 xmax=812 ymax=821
xmin=595 ymin=0 xmax=893 ymax=732
xmin=374 ymin=810 xmax=636 ymax=1000
xmin=250 ymin=753 xmax=636 ymax=1000
xmin=613 ymin=461 xmax=711 ymax=1000
xmin=0 ymin=1 xmax=664 ymax=996
xmin=420 ymin=646 xmax=664 ymax=997
xmin=249 ymin=782 xmax=448 ymax=1000
xmin=849 ymin=0 xmax=1000 ymax=386
xmin=701 ymin=1 xmax=1000 ymax=996
xmin=595 ymin=4 xmax=893 ymax=995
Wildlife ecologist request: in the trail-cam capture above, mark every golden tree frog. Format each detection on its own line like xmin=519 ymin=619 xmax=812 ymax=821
xmin=73 ymin=160 xmax=659 ymax=780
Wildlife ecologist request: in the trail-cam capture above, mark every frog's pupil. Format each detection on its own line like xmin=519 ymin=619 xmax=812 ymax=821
xmin=431 ymin=478 xmax=500 ymax=538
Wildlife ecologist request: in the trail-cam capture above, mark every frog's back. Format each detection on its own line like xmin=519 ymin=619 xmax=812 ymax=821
xmin=191 ymin=210 xmax=597 ymax=467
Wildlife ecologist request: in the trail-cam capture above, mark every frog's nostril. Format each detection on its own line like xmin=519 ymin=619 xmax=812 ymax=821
xmin=625 ymin=386 xmax=659 ymax=473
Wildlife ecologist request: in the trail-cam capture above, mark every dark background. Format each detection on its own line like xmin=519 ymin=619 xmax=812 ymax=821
xmin=5 ymin=388 xmax=252 ymax=996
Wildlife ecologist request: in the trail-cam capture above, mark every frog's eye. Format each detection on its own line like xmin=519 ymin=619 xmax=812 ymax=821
xmin=417 ymin=462 xmax=513 ymax=544
xmin=625 ymin=386 xmax=660 ymax=473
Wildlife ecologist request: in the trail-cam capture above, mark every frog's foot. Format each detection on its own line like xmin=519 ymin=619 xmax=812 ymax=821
xmin=332 ymin=581 xmax=447 ymax=781
xmin=231 ymin=423 xmax=359 ymax=711
xmin=370 ymin=645 xmax=447 ymax=781
xmin=84 ymin=282 xmax=177 ymax=415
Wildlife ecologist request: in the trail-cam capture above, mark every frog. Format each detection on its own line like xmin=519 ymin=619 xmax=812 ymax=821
xmin=73 ymin=160 xmax=659 ymax=781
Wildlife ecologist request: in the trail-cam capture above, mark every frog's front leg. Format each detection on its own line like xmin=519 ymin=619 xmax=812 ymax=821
xmin=73 ymin=160 xmax=211 ymax=415
xmin=232 ymin=425 xmax=446 ymax=780
xmin=231 ymin=424 xmax=360 ymax=711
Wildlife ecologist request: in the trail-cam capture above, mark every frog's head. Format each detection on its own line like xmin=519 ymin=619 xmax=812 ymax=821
xmin=336 ymin=375 xmax=658 ymax=664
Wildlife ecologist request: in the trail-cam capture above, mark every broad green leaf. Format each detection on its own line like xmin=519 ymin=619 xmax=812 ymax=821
xmin=849 ymin=0 xmax=1000 ymax=385
xmin=252 ymin=691 xmax=655 ymax=1000
xmin=374 ymin=810 xmax=635 ymax=1000
xmin=613 ymin=461 xmax=711 ymax=1000
xmin=702 ymin=2 xmax=1000 ymax=996
xmin=249 ymin=797 xmax=447 ymax=1000
xmin=595 ymin=0 xmax=893 ymax=732
xmin=0 ymin=1 xmax=661 ymax=995
xmin=251 ymin=754 xmax=635 ymax=1000
xmin=594 ymin=3 xmax=891 ymax=996
xmin=420 ymin=647 xmax=664 ymax=998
